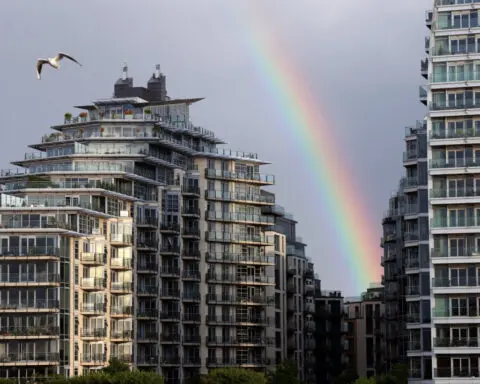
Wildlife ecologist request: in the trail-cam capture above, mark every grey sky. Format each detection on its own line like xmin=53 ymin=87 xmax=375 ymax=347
xmin=0 ymin=0 xmax=430 ymax=296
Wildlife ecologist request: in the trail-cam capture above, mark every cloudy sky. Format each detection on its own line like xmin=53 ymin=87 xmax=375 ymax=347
xmin=0 ymin=0 xmax=430 ymax=295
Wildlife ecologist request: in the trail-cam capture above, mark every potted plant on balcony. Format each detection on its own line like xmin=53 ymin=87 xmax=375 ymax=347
xmin=144 ymin=108 xmax=152 ymax=120
xmin=100 ymin=126 xmax=105 ymax=137
xmin=124 ymin=109 xmax=134 ymax=120
xmin=77 ymin=127 xmax=84 ymax=138
xmin=79 ymin=112 xmax=88 ymax=122
xmin=64 ymin=113 xmax=72 ymax=123
xmin=152 ymin=124 xmax=161 ymax=137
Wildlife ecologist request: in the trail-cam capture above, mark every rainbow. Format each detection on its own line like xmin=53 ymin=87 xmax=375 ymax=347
xmin=228 ymin=1 xmax=381 ymax=293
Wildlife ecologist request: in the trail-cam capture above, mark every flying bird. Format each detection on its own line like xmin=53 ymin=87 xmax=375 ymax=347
xmin=36 ymin=53 xmax=82 ymax=80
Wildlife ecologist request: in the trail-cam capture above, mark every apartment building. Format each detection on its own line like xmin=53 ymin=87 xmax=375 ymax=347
xmin=426 ymin=0 xmax=480 ymax=381
xmin=0 ymin=64 xmax=280 ymax=382
xmin=261 ymin=201 xmax=316 ymax=383
xmin=380 ymin=118 xmax=431 ymax=379
xmin=344 ymin=285 xmax=386 ymax=379
xmin=381 ymin=178 xmax=407 ymax=371
xmin=313 ymin=283 xmax=348 ymax=384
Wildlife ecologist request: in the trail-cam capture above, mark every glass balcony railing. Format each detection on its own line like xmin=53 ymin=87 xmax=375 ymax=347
xmin=430 ymin=158 xmax=480 ymax=169
xmin=0 ymin=273 xmax=59 ymax=284
xmin=0 ymin=247 xmax=59 ymax=258
xmin=0 ymin=352 xmax=59 ymax=362
xmin=431 ymin=128 xmax=480 ymax=140
xmin=431 ymin=247 xmax=480 ymax=258
xmin=0 ymin=299 xmax=59 ymax=310
xmin=432 ymin=71 xmax=480 ymax=83
xmin=432 ymin=307 xmax=477 ymax=317
xmin=430 ymin=187 xmax=479 ymax=198
xmin=205 ymin=169 xmax=275 ymax=184
xmin=205 ymin=190 xmax=275 ymax=204
xmin=206 ymin=232 xmax=273 ymax=244
xmin=205 ymin=211 xmax=274 ymax=224
xmin=434 ymin=337 xmax=479 ymax=347
xmin=206 ymin=252 xmax=274 ymax=265
xmin=432 ymin=277 xmax=480 ymax=288
xmin=437 ymin=0 xmax=480 ymax=6
xmin=431 ymin=216 xmax=480 ymax=229
xmin=435 ymin=367 xmax=480 ymax=379
xmin=0 ymin=325 xmax=59 ymax=337
xmin=206 ymin=273 xmax=274 ymax=284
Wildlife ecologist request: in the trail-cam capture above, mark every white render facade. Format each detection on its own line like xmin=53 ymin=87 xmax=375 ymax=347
xmin=0 ymin=66 xmax=281 ymax=383
xmin=427 ymin=0 xmax=480 ymax=382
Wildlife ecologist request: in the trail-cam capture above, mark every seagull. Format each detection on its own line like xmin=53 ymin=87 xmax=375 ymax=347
xmin=36 ymin=52 xmax=82 ymax=80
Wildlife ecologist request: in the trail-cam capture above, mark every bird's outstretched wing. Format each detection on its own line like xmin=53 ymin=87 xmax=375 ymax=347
xmin=55 ymin=52 xmax=82 ymax=66
xmin=36 ymin=59 xmax=50 ymax=80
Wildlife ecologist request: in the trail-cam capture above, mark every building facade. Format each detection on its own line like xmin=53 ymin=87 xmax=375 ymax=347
xmin=261 ymin=201 xmax=316 ymax=383
xmin=344 ymin=285 xmax=386 ymax=379
xmin=381 ymin=178 xmax=407 ymax=371
xmin=426 ymin=0 xmax=480 ymax=381
xmin=314 ymin=283 xmax=348 ymax=384
xmin=0 ymin=65 xmax=281 ymax=382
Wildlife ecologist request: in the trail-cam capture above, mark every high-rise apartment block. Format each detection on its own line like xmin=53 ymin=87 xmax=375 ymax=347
xmin=314 ymin=283 xmax=348 ymax=383
xmin=426 ymin=0 xmax=480 ymax=381
xmin=344 ymin=285 xmax=386 ymax=379
xmin=0 ymin=65 xmax=341 ymax=383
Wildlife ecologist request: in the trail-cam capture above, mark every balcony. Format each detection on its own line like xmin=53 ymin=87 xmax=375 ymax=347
xmin=137 ymin=240 xmax=158 ymax=250
xmin=160 ymin=333 xmax=182 ymax=343
xmin=206 ymin=232 xmax=272 ymax=245
xmin=160 ymin=245 xmax=180 ymax=254
xmin=206 ymin=252 xmax=274 ymax=265
xmin=0 ymin=273 xmax=59 ymax=286
xmin=431 ymin=247 xmax=480 ymax=262
xmin=419 ymin=86 xmax=427 ymax=104
xmin=137 ymin=261 xmax=158 ymax=273
xmin=137 ymin=355 xmax=158 ymax=365
xmin=182 ymin=249 xmax=201 ymax=260
xmin=182 ymin=185 xmax=201 ymax=197
xmin=81 ymin=353 xmax=106 ymax=364
xmin=305 ymin=302 xmax=315 ymax=313
xmin=305 ymin=320 xmax=316 ymax=332
xmin=137 ymin=309 xmax=158 ymax=318
xmin=111 ymin=282 xmax=132 ymax=292
xmin=81 ymin=302 xmax=105 ymax=314
xmin=160 ymin=312 xmax=181 ymax=321
xmin=207 ymin=357 xmax=269 ymax=367
xmin=205 ymin=190 xmax=275 ymax=205
xmin=159 ymin=289 xmax=181 ymax=299
xmin=159 ymin=267 xmax=180 ymax=278
xmin=81 ymin=277 xmax=105 ymax=290
xmin=111 ymin=257 xmax=132 ymax=269
xmin=0 ymin=325 xmax=59 ymax=338
xmin=183 ymin=313 xmax=201 ymax=322
xmin=183 ymin=228 xmax=201 ymax=238
xmin=182 ymin=270 xmax=201 ymax=279
xmin=81 ymin=252 xmax=104 ymax=265
xmin=206 ymin=336 xmax=274 ymax=346
xmin=137 ymin=331 xmax=157 ymax=341
xmin=425 ymin=10 xmax=432 ymax=29
xmin=431 ymin=215 xmax=480 ymax=230
xmin=434 ymin=337 xmax=479 ymax=348
xmin=435 ymin=367 xmax=480 ymax=379
xmin=160 ymin=223 xmax=180 ymax=233
xmin=205 ymin=168 xmax=275 ymax=185
xmin=206 ymin=272 xmax=274 ymax=285
xmin=206 ymin=293 xmax=273 ymax=305
xmin=305 ymin=338 xmax=316 ymax=350
xmin=111 ymin=305 xmax=132 ymax=316
xmin=0 ymin=352 xmax=60 ymax=364
xmin=137 ymin=285 xmax=157 ymax=295
xmin=420 ymin=58 xmax=428 ymax=79
xmin=136 ymin=216 xmax=158 ymax=227
xmin=0 ymin=246 xmax=59 ymax=260
xmin=80 ymin=328 xmax=106 ymax=338
xmin=182 ymin=207 xmax=200 ymax=216
xmin=110 ymin=233 xmax=132 ymax=245
xmin=206 ymin=211 xmax=274 ymax=225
